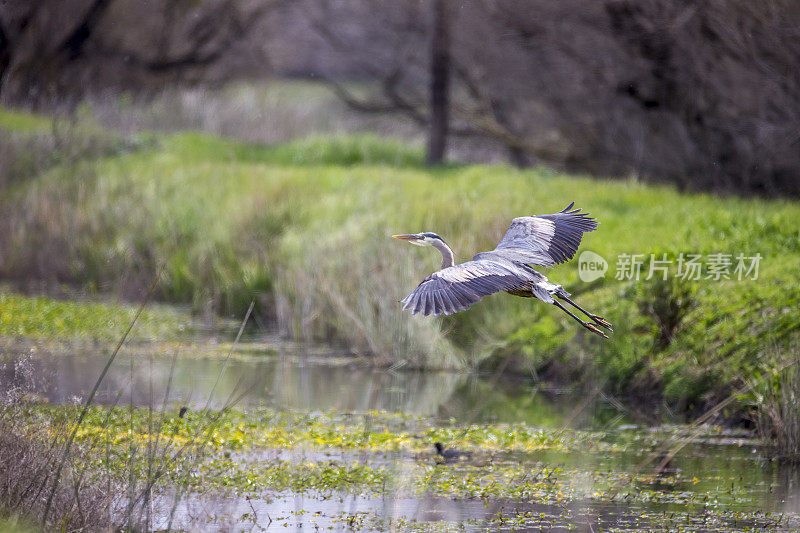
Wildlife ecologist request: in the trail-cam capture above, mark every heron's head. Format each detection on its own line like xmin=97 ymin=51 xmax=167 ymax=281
xmin=392 ymin=232 xmax=444 ymax=247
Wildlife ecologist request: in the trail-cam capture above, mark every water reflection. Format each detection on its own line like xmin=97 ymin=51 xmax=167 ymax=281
xmin=164 ymin=489 xmax=794 ymax=532
xmin=0 ymin=347 xmax=623 ymax=428
xmin=771 ymin=461 xmax=800 ymax=515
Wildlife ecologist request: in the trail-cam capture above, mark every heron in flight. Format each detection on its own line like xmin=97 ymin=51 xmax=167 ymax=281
xmin=392 ymin=202 xmax=612 ymax=338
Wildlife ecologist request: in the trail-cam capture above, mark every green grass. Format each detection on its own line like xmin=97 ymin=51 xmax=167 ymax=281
xmin=0 ymin=515 xmax=38 ymax=533
xmin=0 ymin=293 xmax=192 ymax=342
xmin=2 ymin=105 xmax=800 ymax=412
xmin=0 ymin=108 xmax=53 ymax=133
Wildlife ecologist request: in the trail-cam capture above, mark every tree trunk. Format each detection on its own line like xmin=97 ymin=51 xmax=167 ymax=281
xmin=0 ymin=25 xmax=10 ymax=99
xmin=426 ymin=0 xmax=450 ymax=165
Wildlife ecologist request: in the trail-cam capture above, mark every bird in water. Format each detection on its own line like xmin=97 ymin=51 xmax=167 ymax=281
xmin=392 ymin=202 xmax=612 ymax=338
xmin=434 ymin=442 xmax=471 ymax=462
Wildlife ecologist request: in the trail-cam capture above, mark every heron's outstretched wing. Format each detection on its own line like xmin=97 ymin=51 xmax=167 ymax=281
xmin=487 ymin=202 xmax=597 ymax=266
xmin=401 ymin=260 xmax=531 ymax=317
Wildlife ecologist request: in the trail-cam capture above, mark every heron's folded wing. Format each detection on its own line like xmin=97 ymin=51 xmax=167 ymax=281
xmin=401 ymin=260 xmax=530 ymax=317
xmin=489 ymin=202 xmax=598 ymax=266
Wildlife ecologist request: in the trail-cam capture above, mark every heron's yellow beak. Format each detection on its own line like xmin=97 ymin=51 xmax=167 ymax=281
xmin=392 ymin=234 xmax=418 ymax=241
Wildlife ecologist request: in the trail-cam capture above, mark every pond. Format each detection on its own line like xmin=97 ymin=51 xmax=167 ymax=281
xmin=3 ymin=340 xmax=799 ymax=531
xmin=3 ymin=341 xmax=624 ymax=427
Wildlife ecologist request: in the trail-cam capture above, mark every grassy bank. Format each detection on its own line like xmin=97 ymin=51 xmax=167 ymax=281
xmin=0 ymin=293 xmax=192 ymax=342
xmin=1 ymin=106 xmax=799 ymax=415
xmin=0 ymin=516 xmax=37 ymax=533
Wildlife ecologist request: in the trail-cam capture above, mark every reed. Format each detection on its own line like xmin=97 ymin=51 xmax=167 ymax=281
xmin=749 ymin=357 xmax=800 ymax=461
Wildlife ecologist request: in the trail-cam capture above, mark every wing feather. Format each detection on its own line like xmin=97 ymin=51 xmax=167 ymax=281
xmin=401 ymin=259 xmax=531 ymax=317
xmin=440 ymin=291 xmax=458 ymax=313
xmin=488 ymin=202 xmax=598 ymax=266
xmin=434 ymin=292 xmax=448 ymax=316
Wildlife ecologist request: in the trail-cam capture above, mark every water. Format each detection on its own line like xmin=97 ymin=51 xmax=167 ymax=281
xmin=3 ymin=342 xmax=800 ymax=531
xmin=1 ymin=344 xmax=623 ymax=428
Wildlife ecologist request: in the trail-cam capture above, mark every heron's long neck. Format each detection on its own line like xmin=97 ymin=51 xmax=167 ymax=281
xmin=431 ymin=240 xmax=455 ymax=270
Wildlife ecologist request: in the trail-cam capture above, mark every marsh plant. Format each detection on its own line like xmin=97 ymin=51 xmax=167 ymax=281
xmin=750 ymin=360 xmax=800 ymax=461
xmin=274 ymin=225 xmax=461 ymax=368
xmin=0 ymin=357 xmax=113 ymax=532
xmin=0 ymin=323 xmax=241 ymax=531
xmin=0 ymin=109 xmax=147 ymax=191
xmin=636 ymin=276 xmax=697 ymax=351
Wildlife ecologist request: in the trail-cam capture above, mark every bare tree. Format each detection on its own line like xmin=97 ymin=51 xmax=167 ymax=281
xmin=0 ymin=0 xmax=279 ymax=107
xmin=0 ymin=0 xmax=114 ymax=105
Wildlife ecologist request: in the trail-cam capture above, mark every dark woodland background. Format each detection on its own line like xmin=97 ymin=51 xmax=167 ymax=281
xmin=2 ymin=0 xmax=799 ymax=195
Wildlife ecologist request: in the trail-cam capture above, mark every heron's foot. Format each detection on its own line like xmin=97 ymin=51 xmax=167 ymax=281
xmin=590 ymin=315 xmax=613 ymax=332
xmin=583 ymin=322 xmax=609 ymax=339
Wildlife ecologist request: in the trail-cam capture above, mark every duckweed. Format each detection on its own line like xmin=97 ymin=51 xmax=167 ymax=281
xmin=7 ymin=401 xmax=797 ymax=530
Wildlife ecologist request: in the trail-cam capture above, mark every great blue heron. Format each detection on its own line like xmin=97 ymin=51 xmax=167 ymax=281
xmin=392 ymin=202 xmax=612 ymax=338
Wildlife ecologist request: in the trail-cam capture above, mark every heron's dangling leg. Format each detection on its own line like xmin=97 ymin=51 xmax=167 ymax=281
xmin=552 ymin=300 xmax=609 ymax=339
xmin=556 ymin=294 xmax=613 ymax=332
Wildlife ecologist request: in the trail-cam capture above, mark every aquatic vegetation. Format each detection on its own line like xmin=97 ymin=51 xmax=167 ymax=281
xmin=5 ymin=396 xmax=799 ymax=530
xmin=18 ymin=405 xmax=772 ymax=505
xmin=0 ymin=293 xmax=193 ymax=342
xmin=42 ymin=405 xmax=617 ymax=456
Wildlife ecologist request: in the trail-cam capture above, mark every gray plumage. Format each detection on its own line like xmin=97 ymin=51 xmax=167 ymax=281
xmin=488 ymin=203 xmax=598 ymax=266
xmin=393 ymin=202 xmax=612 ymax=338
